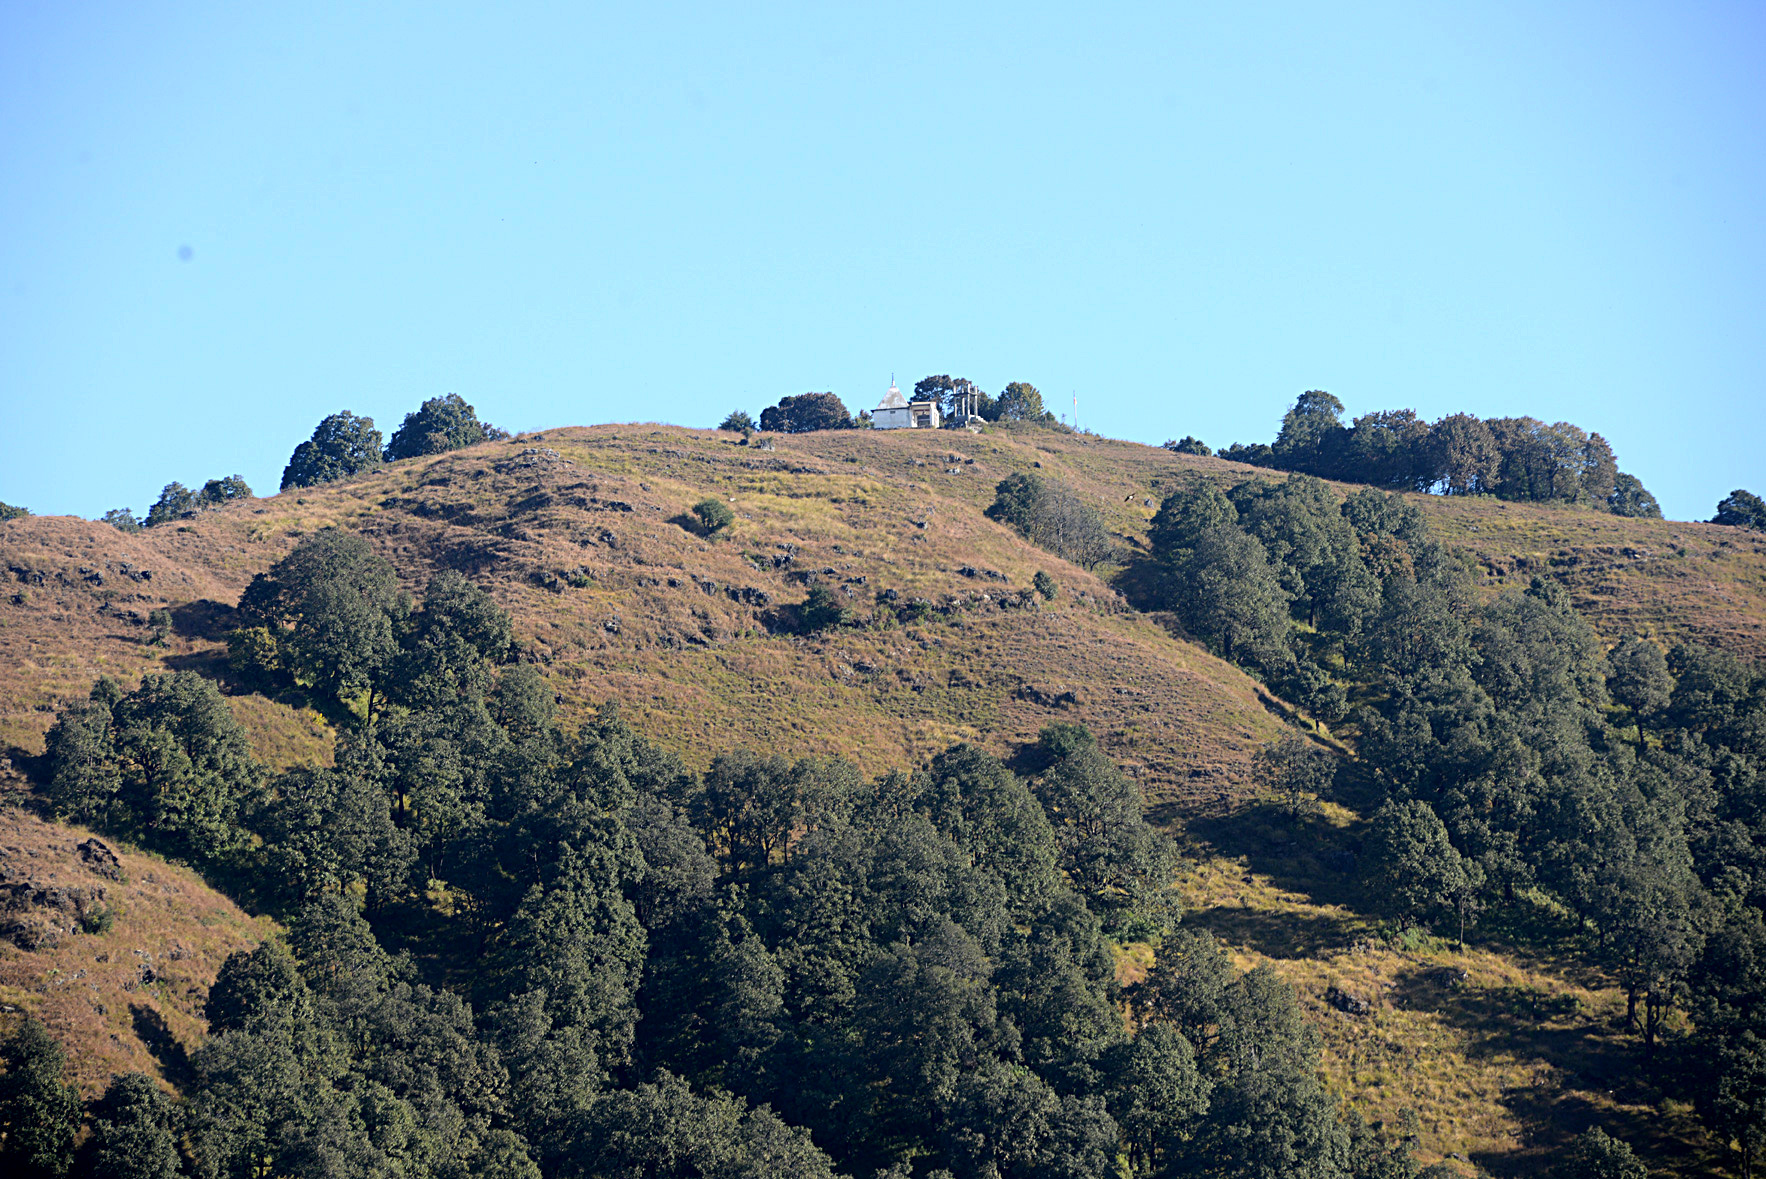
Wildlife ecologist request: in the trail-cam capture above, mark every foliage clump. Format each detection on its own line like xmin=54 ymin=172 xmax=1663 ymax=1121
xmin=1714 ymin=487 xmax=1766 ymax=530
xmin=29 ymin=567 xmax=1403 ymax=1179
xmin=383 ymin=393 xmax=509 ymax=461
xmin=987 ymin=472 xmax=1115 ymax=569
xmin=1218 ymin=389 xmax=1659 ymax=515
xmin=758 ymin=393 xmax=852 ymax=434
xmin=144 ymin=475 xmax=252 ymax=527
xmin=281 ymin=410 xmax=384 ymax=489
xmin=691 ymin=497 xmax=735 ymax=536
xmin=1163 ymin=436 xmax=1211 ymax=456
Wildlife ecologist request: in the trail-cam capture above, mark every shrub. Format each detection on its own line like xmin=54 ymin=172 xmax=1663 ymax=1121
xmin=101 ymin=508 xmax=142 ymax=532
xmin=692 ymin=498 xmax=736 ymax=536
xmin=1163 ymin=436 xmax=1212 ymax=456
xmin=800 ymin=586 xmax=851 ymax=631
xmin=719 ymin=410 xmax=756 ymax=432
xmin=0 ymin=501 xmax=29 ymax=521
xmin=384 ymin=393 xmax=508 ymax=461
xmin=1032 ymin=570 xmax=1057 ymax=601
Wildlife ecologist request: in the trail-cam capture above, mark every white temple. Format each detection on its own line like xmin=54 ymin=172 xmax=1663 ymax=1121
xmin=873 ymin=380 xmax=940 ymax=429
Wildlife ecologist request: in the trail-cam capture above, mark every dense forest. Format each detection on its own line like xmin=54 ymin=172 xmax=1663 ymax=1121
xmin=10 ymin=529 xmax=1450 ymax=1179
xmin=998 ymin=464 xmax=1766 ymax=1174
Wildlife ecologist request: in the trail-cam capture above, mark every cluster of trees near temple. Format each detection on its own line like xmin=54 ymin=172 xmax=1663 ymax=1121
xmin=718 ymin=377 xmax=1059 ymax=436
xmin=4 ymin=528 xmax=1481 ymax=1178
xmin=1195 ymin=391 xmax=1663 ymax=517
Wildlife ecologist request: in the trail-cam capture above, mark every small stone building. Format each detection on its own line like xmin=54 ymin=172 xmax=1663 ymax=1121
xmin=873 ymin=382 xmax=940 ymax=430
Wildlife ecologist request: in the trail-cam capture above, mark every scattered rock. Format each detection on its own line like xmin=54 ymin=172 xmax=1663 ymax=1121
xmin=1326 ymin=986 xmax=1372 ymax=1016
xmin=77 ymin=837 xmax=123 ymax=881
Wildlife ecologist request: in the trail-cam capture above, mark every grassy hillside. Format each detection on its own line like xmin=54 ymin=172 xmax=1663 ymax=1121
xmin=1 ymin=420 xmax=1758 ymax=1173
xmin=0 ymin=775 xmax=271 ymax=1096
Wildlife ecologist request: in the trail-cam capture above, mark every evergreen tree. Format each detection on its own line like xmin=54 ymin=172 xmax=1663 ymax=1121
xmin=384 ymin=393 xmax=508 ymax=460
xmin=1714 ymin=489 xmax=1766 ymax=530
xmin=282 ymin=411 xmax=385 ymax=489
xmin=1032 ymin=746 xmax=1174 ymax=931
xmin=74 ymin=1073 xmax=180 ymax=1179
xmin=996 ymin=381 xmax=1048 ymax=422
xmin=0 ymin=1018 xmax=79 ymax=1179
xmin=1364 ymin=799 xmax=1478 ymax=941
xmin=1557 ymin=1127 xmax=1646 ymax=1179
xmin=1608 ymin=636 xmax=1672 ymax=747
xmin=757 ymin=393 xmax=853 ymax=433
xmin=144 ymin=482 xmax=199 ymax=527
xmin=234 ymin=530 xmax=405 ymax=713
xmin=1606 ymin=473 xmax=1661 ymax=518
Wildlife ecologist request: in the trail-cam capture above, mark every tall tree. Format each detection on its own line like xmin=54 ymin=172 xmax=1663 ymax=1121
xmin=1607 ymin=473 xmax=1661 ymax=518
xmin=1425 ymin=413 xmax=1501 ymax=496
xmin=384 ymin=393 xmax=508 ymax=461
xmin=74 ymin=1073 xmax=181 ymax=1179
xmin=1715 ymin=489 xmax=1766 ymax=530
xmin=1608 ymin=636 xmax=1672 ymax=747
xmin=757 ymin=393 xmax=853 ymax=433
xmin=143 ymin=482 xmax=198 ymax=527
xmin=996 ymin=381 xmax=1048 ymax=422
xmin=235 ymin=530 xmax=405 ymax=713
xmin=0 ymin=1018 xmax=79 ymax=1179
xmin=1344 ymin=409 xmax=1430 ymax=489
xmin=1364 ymin=799 xmax=1479 ymax=943
xmin=1271 ymin=390 xmax=1347 ymax=474
xmin=282 ymin=411 xmax=385 ymax=489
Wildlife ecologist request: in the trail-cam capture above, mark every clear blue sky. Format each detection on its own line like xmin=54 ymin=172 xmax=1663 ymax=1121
xmin=3 ymin=2 xmax=1762 ymax=523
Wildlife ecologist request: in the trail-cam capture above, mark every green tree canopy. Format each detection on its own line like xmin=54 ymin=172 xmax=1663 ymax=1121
xmin=1715 ymin=488 xmax=1766 ymax=530
xmin=995 ymin=381 xmax=1048 ymax=422
xmin=282 ymin=411 xmax=385 ymax=489
xmin=692 ymin=497 xmax=735 ymax=535
xmin=384 ymin=393 xmax=508 ymax=461
xmin=1607 ymin=472 xmax=1661 ymax=518
xmin=234 ymin=530 xmax=405 ymax=713
xmin=758 ymin=393 xmax=853 ymax=433
xmin=0 ymin=1018 xmax=79 ymax=1179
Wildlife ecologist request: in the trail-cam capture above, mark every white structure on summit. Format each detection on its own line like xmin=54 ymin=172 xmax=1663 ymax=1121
xmin=873 ymin=379 xmax=940 ymax=430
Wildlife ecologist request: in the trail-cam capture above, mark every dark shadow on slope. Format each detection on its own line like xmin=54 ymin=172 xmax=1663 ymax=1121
xmin=169 ymin=598 xmax=236 ymax=640
xmin=1185 ymin=903 xmax=1362 ymax=960
xmin=1182 ymin=800 xmax=1369 ymax=914
xmin=1385 ymin=964 xmax=1692 ymax=1178
xmin=131 ymin=1002 xmax=194 ymax=1090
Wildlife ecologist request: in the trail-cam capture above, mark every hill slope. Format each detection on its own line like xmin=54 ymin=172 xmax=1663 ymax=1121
xmin=0 ymin=786 xmax=269 ymax=1096
xmin=2 ymin=421 xmax=1760 ymax=1174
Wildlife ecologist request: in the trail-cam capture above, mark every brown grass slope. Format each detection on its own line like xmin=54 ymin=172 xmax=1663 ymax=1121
xmin=0 ymin=787 xmax=270 ymax=1097
xmin=0 ymin=424 xmax=1300 ymax=803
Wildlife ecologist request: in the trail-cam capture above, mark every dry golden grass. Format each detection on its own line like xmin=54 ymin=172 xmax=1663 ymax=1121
xmin=0 ymin=799 xmax=272 ymax=1096
xmin=1169 ymin=802 xmax=1721 ymax=1176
